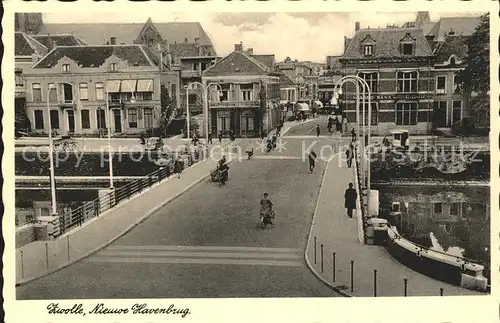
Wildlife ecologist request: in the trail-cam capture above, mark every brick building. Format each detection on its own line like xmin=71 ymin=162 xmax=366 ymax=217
xmin=276 ymin=58 xmax=319 ymax=108
xmin=24 ymin=45 xmax=165 ymax=135
xmin=202 ymin=43 xmax=281 ymax=137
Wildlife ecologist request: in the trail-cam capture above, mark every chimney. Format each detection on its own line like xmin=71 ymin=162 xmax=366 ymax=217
xmin=246 ymin=48 xmax=253 ymax=55
xmin=355 ymin=22 xmax=360 ymax=31
xmin=110 ymin=37 xmax=116 ymax=45
xmin=234 ymin=42 xmax=243 ymax=52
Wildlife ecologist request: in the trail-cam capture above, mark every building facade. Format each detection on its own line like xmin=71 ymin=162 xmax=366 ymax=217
xmin=202 ymin=43 xmax=281 ymax=137
xmin=24 ymin=45 xmax=164 ymax=135
xmin=276 ymin=59 xmax=319 ymax=107
xmin=339 ymin=27 xmax=436 ymax=136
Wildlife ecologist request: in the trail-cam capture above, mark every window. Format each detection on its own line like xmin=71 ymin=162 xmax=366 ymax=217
xmin=281 ymin=90 xmax=287 ymax=101
xmin=397 ymin=71 xmax=418 ymax=93
xmin=48 ymin=83 xmax=58 ymax=102
xmin=362 ymin=102 xmax=378 ymax=125
xmin=450 ymin=203 xmax=460 ymax=216
xmin=15 ymin=70 xmax=23 ymax=86
xmin=201 ymin=62 xmax=207 ymax=71
xmin=452 ymin=101 xmax=462 ymax=123
xmin=96 ymin=109 xmax=106 ymax=129
xmin=109 ymin=93 xmax=121 ymax=103
xmin=128 ymin=108 xmax=138 ymax=128
xmin=434 ymin=203 xmax=442 ymax=214
xmin=363 ymin=45 xmax=373 ymax=56
xmin=79 ymin=83 xmax=88 ymax=101
xmin=241 ymin=84 xmax=253 ymax=101
xmin=395 ymin=102 xmax=418 ymax=125
xmin=143 ymin=108 xmax=153 ymax=128
xmin=453 ymin=74 xmax=463 ymax=94
xmin=217 ymin=110 xmax=230 ymax=133
xmin=49 ymin=110 xmax=60 ymax=129
xmin=436 ymin=76 xmax=446 ymax=94
xmin=220 ymin=85 xmax=230 ymax=101
xmin=32 ymin=83 xmax=42 ymax=102
xmin=392 ymin=202 xmax=400 ymax=213
xmin=81 ymin=110 xmax=90 ymax=129
xmin=240 ymin=111 xmax=254 ymax=134
xmin=34 ymin=110 xmax=44 ymax=129
xmin=110 ymin=63 xmax=118 ymax=72
xmin=401 ymin=43 xmax=414 ymax=55
xmin=62 ymin=64 xmax=70 ymax=72
xmin=359 ymin=72 xmax=378 ymax=93
xmin=192 ymin=63 xmax=198 ymax=71
xmin=95 ymin=83 xmax=104 ymax=100
xmin=188 ymin=94 xmax=197 ymax=105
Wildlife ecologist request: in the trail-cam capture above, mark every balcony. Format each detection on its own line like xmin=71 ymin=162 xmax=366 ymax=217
xmin=57 ymin=99 xmax=76 ymax=109
xmin=209 ymin=100 xmax=260 ymax=109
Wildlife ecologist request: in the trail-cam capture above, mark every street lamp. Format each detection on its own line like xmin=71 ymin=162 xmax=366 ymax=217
xmin=184 ymin=81 xmax=204 ymax=143
xmin=334 ymin=75 xmax=372 ymax=216
xmin=105 ymin=84 xmax=135 ymax=189
xmin=46 ymin=82 xmax=79 ymax=216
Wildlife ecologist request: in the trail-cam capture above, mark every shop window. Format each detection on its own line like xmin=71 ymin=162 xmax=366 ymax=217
xmin=395 ymin=102 xmax=418 ymax=125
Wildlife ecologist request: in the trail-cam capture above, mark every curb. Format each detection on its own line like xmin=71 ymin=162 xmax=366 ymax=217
xmin=303 ymin=155 xmax=352 ymax=297
xmin=16 ymin=143 xmax=240 ymax=286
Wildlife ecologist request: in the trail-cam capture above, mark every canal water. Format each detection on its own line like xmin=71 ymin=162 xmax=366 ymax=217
xmin=375 ymin=184 xmax=490 ymax=282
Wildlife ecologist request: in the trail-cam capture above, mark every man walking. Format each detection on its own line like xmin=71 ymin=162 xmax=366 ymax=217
xmin=218 ymin=130 xmax=223 ymax=144
xmin=308 ymin=149 xmax=317 ymax=173
xmin=316 ymin=124 xmax=321 ymax=137
xmin=346 ymin=146 xmax=352 ymax=168
xmin=351 ymin=128 xmax=356 ymax=142
xmin=208 ymin=132 xmax=213 ymax=145
xmin=344 ymin=183 xmax=357 ymax=218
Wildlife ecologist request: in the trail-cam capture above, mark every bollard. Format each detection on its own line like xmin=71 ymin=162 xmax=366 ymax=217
xmin=45 ymin=242 xmax=49 ymax=270
xmin=67 ymin=235 xmax=70 ymax=261
xmin=314 ymin=237 xmax=317 ymax=264
xmin=20 ymin=250 xmax=24 ymax=278
xmin=373 ymin=269 xmax=377 ymax=297
xmin=332 ymin=252 xmax=336 ymax=282
xmin=440 ymin=288 xmax=444 ymax=296
xmin=404 ymin=278 xmax=408 ymax=296
xmin=350 ymin=260 xmax=354 ymax=292
xmin=320 ymin=244 xmax=324 ymax=273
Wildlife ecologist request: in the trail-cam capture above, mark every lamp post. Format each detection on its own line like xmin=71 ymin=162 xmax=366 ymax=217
xmin=334 ymin=75 xmax=372 ymax=216
xmin=105 ymin=84 xmax=135 ymax=189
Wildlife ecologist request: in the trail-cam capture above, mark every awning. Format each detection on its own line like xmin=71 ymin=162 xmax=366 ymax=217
xmin=137 ymin=79 xmax=154 ymax=92
xmin=121 ymin=80 xmax=137 ymax=93
xmin=296 ymin=103 xmax=310 ymax=111
xmin=106 ymin=80 xmax=121 ymax=93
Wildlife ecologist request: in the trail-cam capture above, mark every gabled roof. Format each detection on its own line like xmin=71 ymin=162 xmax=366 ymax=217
xmin=31 ymin=34 xmax=87 ymax=49
xmin=252 ymin=54 xmax=276 ymax=69
xmin=433 ymin=35 xmax=470 ymax=64
xmin=40 ymin=21 xmax=214 ymax=47
xmin=203 ymin=51 xmax=274 ymax=76
xmin=15 ymin=32 xmax=48 ymax=56
xmin=170 ymin=43 xmax=216 ymax=59
xmin=279 ymin=72 xmax=295 ymax=86
xmin=33 ymin=45 xmax=160 ymax=69
xmin=342 ymin=28 xmax=434 ymax=59
xmin=428 ymin=17 xmax=480 ymax=41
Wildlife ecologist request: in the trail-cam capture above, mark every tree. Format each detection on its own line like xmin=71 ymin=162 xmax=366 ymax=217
xmin=158 ymin=84 xmax=176 ymax=137
xmin=457 ymin=13 xmax=489 ymax=127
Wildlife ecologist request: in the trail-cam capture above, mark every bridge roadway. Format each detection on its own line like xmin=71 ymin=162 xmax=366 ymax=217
xmin=17 ymin=121 xmax=349 ymax=299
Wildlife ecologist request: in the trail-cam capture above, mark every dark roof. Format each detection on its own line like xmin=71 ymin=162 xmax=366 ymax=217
xmin=170 ymin=43 xmax=216 ymax=59
xmin=33 ymin=45 xmax=159 ymax=68
xmin=279 ymin=72 xmax=295 ymax=86
xmin=252 ymin=54 xmax=275 ymax=69
xmin=15 ymin=32 xmax=47 ymax=56
xmin=342 ymin=28 xmax=434 ymax=59
xmin=31 ymin=34 xmax=87 ymax=49
xmin=141 ymin=45 xmax=169 ymax=68
xmin=203 ymin=51 xmax=273 ymax=76
xmin=434 ymin=35 xmax=470 ymax=64
xmin=428 ymin=17 xmax=480 ymax=41
xmin=41 ymin=21 xmax=214 ymax=47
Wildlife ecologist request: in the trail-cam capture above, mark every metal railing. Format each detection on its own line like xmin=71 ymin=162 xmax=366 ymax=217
xmin=56 ymin=148 xmax=204 ymax=235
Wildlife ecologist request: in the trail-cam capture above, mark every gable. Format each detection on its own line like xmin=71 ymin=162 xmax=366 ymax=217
xmin=203 ymin=51 xmax=270 ymax=76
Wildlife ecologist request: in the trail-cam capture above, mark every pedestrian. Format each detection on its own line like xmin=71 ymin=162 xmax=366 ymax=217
xmin=316 ymin=124 xmax=320 ymax=137
xmin=174 ymin=156 xmax=183 ymax=179
xmin=327 ymin=117 xmax=332 ymax=133
xmin=218 ymin=130 xmax=223 ymax=144
xmin=308 ymin=149 xmax=317 ymax=173
xmin=346 ymin=146 xmax=352 ymax=168
xmin=229 ymin=129 xmax=235 ymax=142
xmin=351 ymin=128 xmax=356 ymax=142
xmin=344 ymin=183 xmax=357 ymax=218
xmin=208 ymin=132 xmax=213 ymax=145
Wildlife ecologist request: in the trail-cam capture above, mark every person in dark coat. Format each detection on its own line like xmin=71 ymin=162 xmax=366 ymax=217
xmin=218 ymin=131 xmax=223 ymax=144
xmin=327 ymin=117 xmax=333 ymax=133
xmin=308 ymin=150 xmax=317 ymax=173
xmin=208 ymin=132 xmax=213 ymax=144
xmin=316 ymin=124 xmax=320 ymax=137
xmin=344 ymin=183 xmax=357 ymax=218
xmin=346 ymin=147 xmax=352 ymax=168
xmin=351 ymin=128 xmax=356 ymax=142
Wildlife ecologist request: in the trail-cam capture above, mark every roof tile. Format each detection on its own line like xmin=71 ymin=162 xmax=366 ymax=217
xmin=31 ymin=34 xmax=87 ymax=49
xmin=203 ymin=51 xmax=272 ymax=76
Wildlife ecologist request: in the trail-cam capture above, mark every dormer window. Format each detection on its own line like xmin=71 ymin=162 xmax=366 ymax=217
xmin=62 ymin=64 xmax=70 ymax=73
xmin=402 ymin=43 xmax=414 ymax=55
xmin=400 ymin=32 xmax=416 ymax=56
xmin=364 ymin=45 xmax=373 ymax=56
xmin=110 ymin=63 xmax=118 ymax=72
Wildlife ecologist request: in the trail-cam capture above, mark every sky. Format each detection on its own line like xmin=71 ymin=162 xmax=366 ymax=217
xmin=43 ymin=12 xmax=483 ymax=63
